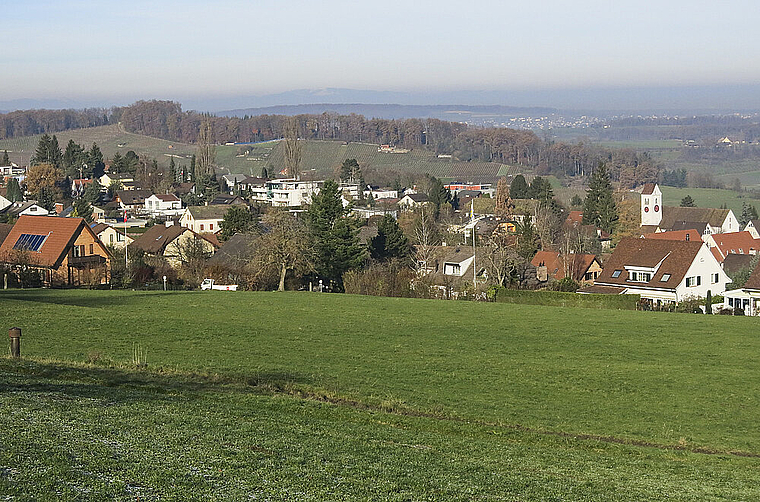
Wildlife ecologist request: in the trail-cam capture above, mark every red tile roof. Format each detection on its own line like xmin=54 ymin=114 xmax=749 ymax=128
xmin=566 ymin=210 xmax=583 ymax=226
xmin=708 ymin=231 xmax=759 ymax=262
xmin=0 ymin=215 xmax=97 ymax=268
xmin=644 ymin=229 xmax=702 ymax=242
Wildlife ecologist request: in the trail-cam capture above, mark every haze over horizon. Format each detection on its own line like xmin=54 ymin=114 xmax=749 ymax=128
xmin=4 ymin=0 xmax=760 ymax=112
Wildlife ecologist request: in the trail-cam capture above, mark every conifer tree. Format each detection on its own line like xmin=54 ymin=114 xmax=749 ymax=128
xmin=1 ymin=150 xmax=9 ymax=166
xmin=307 ymin=180 xmax=365 ymax=291
xmin=582 ymin=162 xmax=618 ymax=233
xmin=369 ymin=214 xmax=409 ymax=262
xmin=509 ymin=175 xmax=529 ymax=199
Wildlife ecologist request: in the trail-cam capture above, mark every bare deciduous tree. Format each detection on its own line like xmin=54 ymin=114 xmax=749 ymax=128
xmin=412 ymin=208 xmax=440 ymax=274
xmin=196 ymin=119 xmax=216 ymax=181
xmin=283 ymin=117 xmax=301 ymax=180
xmin=253 ymin=210 xmax=313 ymax=291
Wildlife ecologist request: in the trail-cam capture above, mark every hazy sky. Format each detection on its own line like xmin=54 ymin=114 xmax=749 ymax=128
xmin=4 ymin=0 xmax=760 ymax=105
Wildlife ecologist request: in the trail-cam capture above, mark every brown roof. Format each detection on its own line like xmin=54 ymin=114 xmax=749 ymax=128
xmin=595 ymin=237 xmax=704 ymax=289
xmin=659 ymin=207 xmax=730 ymax=230
xmin=531 ymin=250 xmax=599 ymax=281
xmin=669 ymin=221 xmax=708 ymax=234
xmin=90 ymin=223 xmax=110 ymax=235
xmin=187 ymin=205 xmax=229 ymax=220
xmin=640 ymin=183 xmax=656 ymax=195
xmin=742 ymin=258 xmax=760 ymax=290
xmin=130 ymin=224 xmax=189 ymax=254
xmin=116 ymin=189 xmax=153 ymax=205
xmin=0 ymin=223 xmax=13 ymax=248
xmin=0 ymin=215 xmax=103 ymax=268
xmin=644 ymin=229 xmax=702 ymax=242
xmin=723 ymin=253 xmax=756 ymax=278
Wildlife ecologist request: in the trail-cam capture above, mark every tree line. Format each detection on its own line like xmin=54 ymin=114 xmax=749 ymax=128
xmin=0 ymin=100 xmax=660 ymax=188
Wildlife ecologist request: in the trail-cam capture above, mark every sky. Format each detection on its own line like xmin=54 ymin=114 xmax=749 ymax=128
xmin=3 ymin=0 xmax=760 ymax=110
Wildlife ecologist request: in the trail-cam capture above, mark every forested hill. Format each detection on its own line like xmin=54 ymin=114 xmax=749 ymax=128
xmin=0 ymin=100 xmax=659 ymax=187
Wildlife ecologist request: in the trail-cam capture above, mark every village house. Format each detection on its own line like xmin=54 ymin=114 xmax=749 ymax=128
xmin=398 ymin=193 xmax=430 ymax=211
xmin=144 ymin=194 xmax=183 ymax=217
xmin=222 ymin=173 xmax=250 ymax=193
xmin=70 ymin=178 xmax=94 ymax=198
xmin=723 ymin=258 xmax=760 ymax=315
xmin=0 ymin=215 xmax=111 ymax=287
xmin=531 ymin=250 xmax=602 ymax=284
xmin=130 ymin=223 xmax=217 ymax=267
xmin=90 ymin=222 xmax=134 ymax=249
xmin=744 ymin=219 xmax=760 ymax=239
xmin=180 ymin=205 xmax=228 ymax=233
xmin=99 ymin=172 xmax=134 ymax=189
xmin=423 ymin=246 xmax=487 ymax=298
xmin=581 ymin=236 xmax=729 ymax=306
xmin=115 ymin=189 xmax=153 ymax=211
xmin=363 ymin=186 xmax=398 ymax=200
xmin=0 ymin=201 xmax=49 ymax=218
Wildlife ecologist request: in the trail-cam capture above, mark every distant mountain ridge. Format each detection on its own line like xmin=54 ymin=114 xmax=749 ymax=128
xmin=216 ymin=103 xmax=559 ymax=121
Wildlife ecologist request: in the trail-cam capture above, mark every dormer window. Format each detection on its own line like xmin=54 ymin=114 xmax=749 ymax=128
xmin=628 ymin=271 xmax=651 ymax=282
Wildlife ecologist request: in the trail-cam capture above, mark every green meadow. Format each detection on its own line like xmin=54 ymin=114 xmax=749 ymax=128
xmin=1 ymin=290 xmax=760 ymax=499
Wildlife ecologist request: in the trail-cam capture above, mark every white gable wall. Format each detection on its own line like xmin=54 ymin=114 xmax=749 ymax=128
xmin=675 ymin=244 xmax=730 ymax=301
xmin=721 ymin=211 xmax=739 ymax=233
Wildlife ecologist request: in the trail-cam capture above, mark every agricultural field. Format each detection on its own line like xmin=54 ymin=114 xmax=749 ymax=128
xmin=2 ymin=290 xmax=760 ymax=499
xmin=0 ymin=125 xmax=518 ymax=185
xmin=221 ymin=139 xmax=512 ymax=183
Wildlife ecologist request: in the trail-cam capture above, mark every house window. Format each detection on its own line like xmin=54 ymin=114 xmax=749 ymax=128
xmin=444 ymin=263 xmax=461 ymax=276
xmin=629 ymin=271 xmax=651 ymax=283
xmin=209 ymin=224 xmax=214 ymax=230
xmin=200 ymin=224 xmax=204 ymax=231
xmin=712 ymin=273 xmax=719 ymax=284
xmin=729 ymin=297 xmax=734 ymax=307
xmin=686 ymin=276 xmax=702 ymax=287
xmin=611 ymin=270 xmax=622 ymax=278
xmin=110 ymin=234 xmax=114 ymax=243
xmin=89 ymin=244 xmax=94 ymax=254
xmin=661 ymin=273 xmax=671 ymax=282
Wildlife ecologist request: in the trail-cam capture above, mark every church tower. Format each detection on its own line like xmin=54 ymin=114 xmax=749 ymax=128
xmin=640 ymin=183 xmax=662 ymax=227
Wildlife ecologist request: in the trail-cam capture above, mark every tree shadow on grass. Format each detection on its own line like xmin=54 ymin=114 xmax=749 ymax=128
xmin=0 ymin=358 xmax=313 ymax=404
xmin=0 ymin=290 xmax=181 ymax=308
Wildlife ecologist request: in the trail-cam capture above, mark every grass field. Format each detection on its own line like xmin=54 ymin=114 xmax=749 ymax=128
xmin=0 ymin=124 xmax=197 ymax=170
xmin=2 ymin=290 xmax=760 ymax=499
xmin=659 ymin=186 xmax=755 ymax=214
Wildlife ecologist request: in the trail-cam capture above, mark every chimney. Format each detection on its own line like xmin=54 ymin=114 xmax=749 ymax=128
xmin=54 ymin=202 xmax=64 ymax=214
xmin=165 ymin=220 xmax=174 ymax=227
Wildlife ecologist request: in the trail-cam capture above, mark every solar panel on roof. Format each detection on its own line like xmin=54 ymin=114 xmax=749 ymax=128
xmin=12 ymin=233 xmax=48 ymax=252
